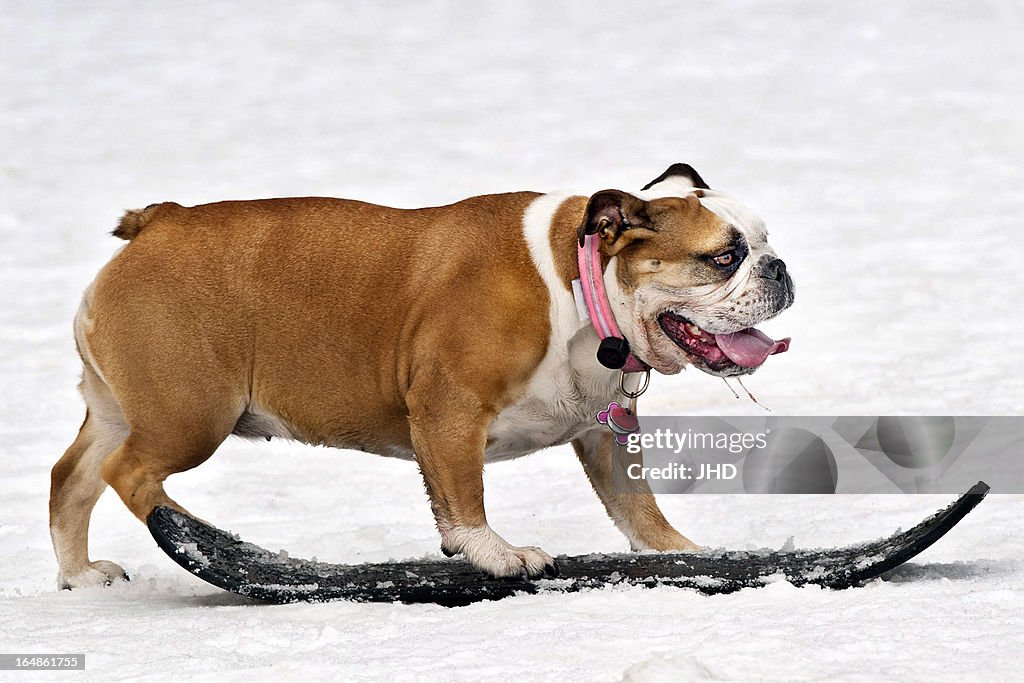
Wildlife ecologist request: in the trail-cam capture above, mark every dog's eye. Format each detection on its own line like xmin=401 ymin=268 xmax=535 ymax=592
xmin=711 ymin=251 xmax=737 ymax=268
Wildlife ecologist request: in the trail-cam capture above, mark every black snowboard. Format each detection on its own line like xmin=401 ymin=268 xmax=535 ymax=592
xmin=147 ymin=481 xmax=989 ymax=607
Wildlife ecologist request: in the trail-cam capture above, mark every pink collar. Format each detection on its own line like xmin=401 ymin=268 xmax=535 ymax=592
xmin=576 ymin=234 xmax=650 ymax=373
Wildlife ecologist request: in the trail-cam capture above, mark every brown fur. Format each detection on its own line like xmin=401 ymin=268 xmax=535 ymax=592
xmin=615 ymin=195 xmax=733 ymax=290
xmin=551 ymin=194 xmax=726 ymax=294
xmin=51 ymin=188 xmax=735 ymax=585
xmin=549 ymin=195 xmax=588 ymax=290
xmin=572 ymin=430 xmax=693 ymax=551
xmin=91 ymin=193 xmax=552 ymax=508
xmin=112 ymin=202 xmax=176 ymax=240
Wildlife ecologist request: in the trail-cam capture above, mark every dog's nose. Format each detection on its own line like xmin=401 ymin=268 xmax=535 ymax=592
xmin=764 ymin=258 xmax=788 ymax=283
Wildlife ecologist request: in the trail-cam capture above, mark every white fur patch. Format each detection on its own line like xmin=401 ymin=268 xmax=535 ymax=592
xmin=57 ymin=559 xmax=128 ymax=590
xmin=485 ymin=194 xmax=621 ymax=460
xmin=521 ymin=192 xmax=581 ymax=336
xmin=439 ymin=523 xmax=554 ymax=578
xmin=74 ymin=281 xmax=108 ymax=385
xmin=636 ymin=175 xmax=699 ymax=201
xmin=698 ymin=192 xmax=769 ymax=243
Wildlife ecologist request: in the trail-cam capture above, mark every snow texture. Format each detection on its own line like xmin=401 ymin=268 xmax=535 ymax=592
xmin=1 ymin=1 xmax=1023 ymax=681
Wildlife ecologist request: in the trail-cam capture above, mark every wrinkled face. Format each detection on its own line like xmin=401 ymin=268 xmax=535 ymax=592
xmin=583 ymin=175 xmax=794 ymax=377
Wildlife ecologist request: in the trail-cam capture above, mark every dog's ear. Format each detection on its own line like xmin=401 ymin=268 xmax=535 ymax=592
xmin=578 ymin=190 xmax=655 ymax=253
xmin=641 ymin=163 xmax=710 ymax=192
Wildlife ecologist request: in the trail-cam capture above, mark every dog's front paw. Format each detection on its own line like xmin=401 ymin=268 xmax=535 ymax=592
xmin=441 ymin=525 xmax=559 ymax=579
xmin=58 ymin=560 xmax=129 ymax=590
xmin=493 ymin=544 xmax=559 ymax=579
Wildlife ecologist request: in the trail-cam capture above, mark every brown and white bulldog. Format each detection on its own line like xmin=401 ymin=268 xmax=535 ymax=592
xmin=49 ymin=163 xmax=793 ymax=589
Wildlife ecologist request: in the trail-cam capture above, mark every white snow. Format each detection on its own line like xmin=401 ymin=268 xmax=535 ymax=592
xmin=2 ymin=1 xmax=1023 ymax=681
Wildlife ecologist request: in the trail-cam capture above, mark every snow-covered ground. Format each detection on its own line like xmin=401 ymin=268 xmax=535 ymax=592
xmin=2 ymin=2 xmax=1023 ymax=681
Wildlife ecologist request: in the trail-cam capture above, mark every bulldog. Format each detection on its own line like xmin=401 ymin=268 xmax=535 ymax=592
xmin=49 ymin=163 xmax=793 ymax=589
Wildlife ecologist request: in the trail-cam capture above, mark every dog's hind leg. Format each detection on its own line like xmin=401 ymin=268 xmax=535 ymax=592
xmin=51 ymin=361 xmax=239 ymax=588
xmin=99 ymin=412 xmax=236 ymax=525
xmin=50 ymin=367 xmax=131 ymax=589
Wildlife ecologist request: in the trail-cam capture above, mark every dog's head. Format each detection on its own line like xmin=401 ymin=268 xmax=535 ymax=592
xmin=579 ymin=163 xmax=794 ymax=377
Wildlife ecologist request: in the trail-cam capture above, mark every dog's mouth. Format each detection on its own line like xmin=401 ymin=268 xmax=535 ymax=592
xmin=657 ymin=311 xmax=791 ymax=374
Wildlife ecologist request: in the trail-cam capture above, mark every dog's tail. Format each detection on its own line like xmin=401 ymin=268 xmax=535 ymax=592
xmin=112 ymin=202 xmax=175 ymax=241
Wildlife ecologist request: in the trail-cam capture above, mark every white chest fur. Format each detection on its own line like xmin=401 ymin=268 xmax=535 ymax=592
xmin=484 ymin=194 xmax=622 ymax=461
xmin=485 ymin=327 xmax=621 ymax=460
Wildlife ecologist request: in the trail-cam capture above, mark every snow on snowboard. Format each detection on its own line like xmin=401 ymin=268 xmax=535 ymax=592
xmin=147 ymin=481 xmax=989 ymax=606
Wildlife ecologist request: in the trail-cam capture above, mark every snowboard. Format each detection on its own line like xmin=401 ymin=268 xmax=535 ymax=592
xmin=147 ymin=481 xmax=989 ymax=607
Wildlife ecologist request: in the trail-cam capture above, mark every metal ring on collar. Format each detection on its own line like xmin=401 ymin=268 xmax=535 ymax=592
xmin=619 ymin=369 xmax=650 ymax=399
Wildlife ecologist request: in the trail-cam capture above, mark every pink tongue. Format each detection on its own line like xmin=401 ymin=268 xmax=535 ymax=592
xmin=715 ymin=328 xmax=791 ymax=368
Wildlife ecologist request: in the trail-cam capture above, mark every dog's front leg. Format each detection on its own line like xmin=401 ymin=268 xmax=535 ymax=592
xmin=573 ymin=429 xmax=700 ymax=552
xmin=407 ymin=376 xmax=558 ymax=579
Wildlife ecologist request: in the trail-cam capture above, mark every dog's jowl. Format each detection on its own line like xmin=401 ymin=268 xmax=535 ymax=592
xmin=49 ymin=164 xmax=793 ymax=588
